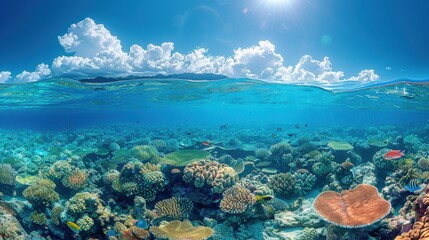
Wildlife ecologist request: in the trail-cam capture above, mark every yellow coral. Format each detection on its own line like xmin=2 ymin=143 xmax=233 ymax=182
xmin=150 ymin=220 xmax=213 ymax=240
xmin=220 ymin=185 xmax=255 ymax=214
xmin=155 ymin=197 xmax=193 ymax=220
xmin=23 ymin=178 xmax=59 ymax=207
xmin=140 ymin=163 xmax=161 ymax=174
xmin=183 ymin=160 xmax=238 ymax=194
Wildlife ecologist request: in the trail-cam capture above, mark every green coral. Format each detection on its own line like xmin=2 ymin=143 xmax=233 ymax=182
xmin=269 ymin=142 xmax=293 ymax=162
xmin=298 ymin=227 xmax=320 ymax=240
xmin=50 ymin=205 xmax=64 ymax=225
xmin=140 ymin=171 xmax=167 ymax=201
xmin=112 ymin=161 xmax=167 ymax=201
xmin=131 ymin=145 xmax=162 ymax=163
xmin=0 ymin=163 xmax=17 ymax=195
xmin=29 ymin=211 xmax=48 ymax=225
xmin=268 ymin=173 xmax=295 ymax=196
xmin=65 ymin=192 xmax=102 ymax=217
xmin=311 ymin=151 xmax=335 ymax=176
xmin=293 ymin=172 xmax=316 ymax=196
xmin=163 ymin=150 xmax=211 ymax=166
xmin=23 ymin=179 xmax=59 ymax=208
xmin=76 ymin=215 xmax=94 ymax=232
xmin=46 ymin=160 xmax=73 ymax=180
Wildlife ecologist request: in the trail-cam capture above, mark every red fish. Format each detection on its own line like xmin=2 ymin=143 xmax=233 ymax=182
xmin=383 ymin=150 xmax=405 ymax=160
xmin=202 ymin=141 xmax=211 ymax=146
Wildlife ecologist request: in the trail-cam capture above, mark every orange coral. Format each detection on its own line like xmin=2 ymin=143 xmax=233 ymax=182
xmin=62 ymin=168 xmax=88 ymax=190
xmin=395 ymin=192 xmax=429 ymax=240
xmin=314 ymin=184 xmax=391 ymax=228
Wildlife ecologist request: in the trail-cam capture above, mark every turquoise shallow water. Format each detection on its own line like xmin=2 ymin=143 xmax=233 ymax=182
xmin=0 ymin=77 xmax=429 ymax=239
xmin=0 ymin=77 xmax=428 ymax=129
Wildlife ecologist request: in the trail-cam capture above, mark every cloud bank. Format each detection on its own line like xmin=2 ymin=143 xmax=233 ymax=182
xmin=2 ymin=18 xmax=379 ymax=84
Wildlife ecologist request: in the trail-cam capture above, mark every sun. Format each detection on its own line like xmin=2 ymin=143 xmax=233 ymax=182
xmin=265 ymin=0 xmax=292 ymax=6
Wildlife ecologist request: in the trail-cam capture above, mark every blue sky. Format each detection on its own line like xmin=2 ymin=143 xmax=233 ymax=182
xmin=0 ymin=0 xmax=428 ymax=83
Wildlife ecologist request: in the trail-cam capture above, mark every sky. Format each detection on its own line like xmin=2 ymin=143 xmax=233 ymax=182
xmin=0 ymin=0 xmax=428 ymax=83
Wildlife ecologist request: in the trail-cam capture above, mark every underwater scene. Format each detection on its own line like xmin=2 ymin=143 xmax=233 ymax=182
xmin=1 ymin=1 xmax=429 ymax=240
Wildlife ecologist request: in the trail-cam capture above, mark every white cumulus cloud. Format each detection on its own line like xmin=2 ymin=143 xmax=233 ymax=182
xmin=3 ymin=18 xmax=381 ymax=85
xmin=348 ymin=69 xmax=380 ymax=82
xmin=13 ymin=64 xmax=51 ymax=83
xmin=0 ymin=71 xmax=11 ymax=83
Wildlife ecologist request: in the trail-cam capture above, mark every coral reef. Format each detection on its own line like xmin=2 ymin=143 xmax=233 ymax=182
xmin=311 ymin=151 xmax=336 ymax=177
xmin=0 ymin=164 xmax=17 ymax=195
xmin=61 ymin=168 xmax=88 ymax=190
xmin=293 ymin=171 xmax=316 ymax=196
xmin=220 ymin=185 xmax=255 ymax=214
xmin=163 ymin=150 xmax=211 ymax=166
xmin=154 ymin=197 xmax=193 ymax=220
xmin=314 ymin=184 xmax=391 ymax=228
xmin=267 ymin=173 xmax=294 ymax=196
xmin=183 ymin=160 xmax=239 ymax=194
xmin=113 ymin=161 xmax=167 ymax=201
xmin=150 ymin=220 xmax=213 ymax=240
xmin=23 ymin=178 xmax=60 ymax=208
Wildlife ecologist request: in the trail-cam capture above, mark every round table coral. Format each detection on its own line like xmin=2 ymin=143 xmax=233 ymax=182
xmin=313 ymin=184 xmax=391 ymax=228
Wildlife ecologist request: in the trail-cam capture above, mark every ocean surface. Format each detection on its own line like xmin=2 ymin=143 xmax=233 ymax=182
xmin=0 ymin=77 xmax=429 ymax=240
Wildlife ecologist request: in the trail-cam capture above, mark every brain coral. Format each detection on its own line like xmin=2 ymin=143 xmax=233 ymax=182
xmin=220 ymin=185 xmax=255 ymax=214
xmin=150 ymin=220 xmax=213 ymax=240
xmin=23 ymin=179 xmax=59 ymax=208
xmin=313 ymin=184 xmax=391 ymax=228
xmin=155 ymin=197 xmax=193 ymax=220
xmin=268 ymin=173 xmax=295 ymax=196
xmin=183 ymin=160 xmax=239 ymax=194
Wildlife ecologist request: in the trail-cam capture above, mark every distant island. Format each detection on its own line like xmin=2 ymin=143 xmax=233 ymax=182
xmin=79 ymin=73 xmax=229 ymax=83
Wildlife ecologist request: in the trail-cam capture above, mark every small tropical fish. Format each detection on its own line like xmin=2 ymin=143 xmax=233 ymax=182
xmin=384 ymin=150 xmax=405 ymax=160
xmin=271 ymin=133 xmax=277 ymax=138
xmin=276 ymin=127 xmax=283 ymax=132
xmin=136 ymin=219 xmax=149 ymax=229
xmin=202 ymin=141 xmax=211 ymax=146
xmin=287 ymin=133 xmax=294 ymax=137
xmin=261 ymin=203 xmax=274 ymax=219
xmin=220 ymin=124 xmax=228 ymax=130
xmin=255 ymin=195 xmax=274 ymax=203
xmin=67 ymin=221 xmax=80 ymax=234
xmin=304 ymin=123 xmax=308 ymax=127
xmin=404 ymin=179 xmax=421 ymax=193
